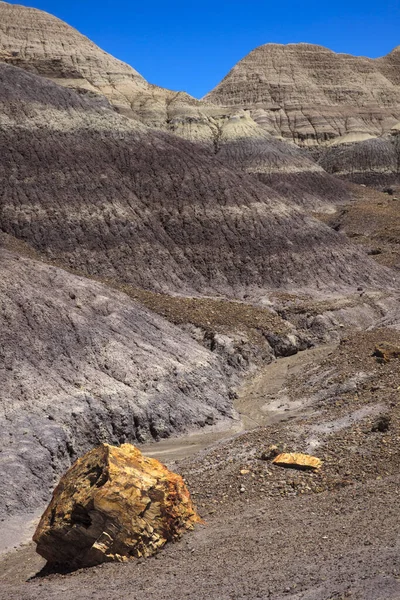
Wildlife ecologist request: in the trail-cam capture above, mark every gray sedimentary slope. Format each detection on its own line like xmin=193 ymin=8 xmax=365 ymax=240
xmin=0 ymin=1 xmax=355 ymax=212
xmin=0 ymin=0 xmax=209 ymax=128
xmin=214 ymin=110 xmax=353 ymax=210
xmin=0 ymin=247 xmax=232 ymax=517
xmin=0 ymin=63 xmax=392 ymax=297
xmin=314 ymin=132 xmax=400 ymax=187
xmin=205 ymin=43 xmax=400 ymax=146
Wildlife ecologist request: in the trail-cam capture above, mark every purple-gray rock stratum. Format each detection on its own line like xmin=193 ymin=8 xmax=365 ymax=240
xmin=0 ymin=246 xmax=232 ymax=517
xmin=0 ymin=62 xmax=393 ymax=298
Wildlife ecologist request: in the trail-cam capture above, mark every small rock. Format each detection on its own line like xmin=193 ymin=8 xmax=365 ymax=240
xmin=373 ymin=342 xmax=400 ymax=363
xmin=272 ymin=453 xmax=322 ymax=471
xmin=371 ymin=415 xmax=391 ymax=433
xmin=260 ymin=445 xmax=281 ymax=461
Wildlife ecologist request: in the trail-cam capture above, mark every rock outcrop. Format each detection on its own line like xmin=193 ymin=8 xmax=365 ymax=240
xmin=33 ymin=443 xmax=200 ymax=568
xmin=205 ymin=43 xmax=400 ymax=147
xmin=0 ymin=246 xmax=232 ymax=518
xmin=0 ymin=62 xmax=393 ymax=297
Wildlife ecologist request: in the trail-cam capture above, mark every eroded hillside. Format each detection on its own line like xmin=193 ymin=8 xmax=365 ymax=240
xmin=0 ymin=62 xmax=393 ymax=298
xmin=205 ymin=43 xmax=400 ymax=146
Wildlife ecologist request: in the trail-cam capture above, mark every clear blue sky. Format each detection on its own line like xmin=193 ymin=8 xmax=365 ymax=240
xmin=6 ymin=0 xmax=400 ymax=98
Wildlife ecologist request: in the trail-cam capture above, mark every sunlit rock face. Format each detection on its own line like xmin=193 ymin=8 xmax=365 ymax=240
xmin=33 ymin=443 xmax=201 ymax=568
xmin=205 ymin=43 xmax=400 ymax=146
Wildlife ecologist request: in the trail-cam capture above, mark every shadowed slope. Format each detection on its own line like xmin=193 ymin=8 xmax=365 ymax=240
xmin=314 ymin=132 xmax=400 ymax=187
xmin=0 ymin=246 xmax=232 ymax=517
xmin=0 ymin=63 xmax=394 ymax=297
xmin=213 ymin=110 xmax=353 ymax=211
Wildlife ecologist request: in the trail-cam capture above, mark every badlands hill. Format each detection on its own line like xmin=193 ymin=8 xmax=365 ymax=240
xmin=1 ymin=56 xmax=396 ymax=520
xmin=205 ymin=43 xmax=400 ymax=147
xmin=0 ymin=62 xmax=388 ymax=297
xmin=315 ymin=131 xmax=400 ymax=186
xmin=0 ymin=12 xmax=398 ymax=523
xmin=1 ymin=4 xmax=400 ymax=598
xmin=0 ymin=1 xmax=357 ymax=211
xmin=0 ymin=0 xmax=218 ymax=130
xmin=1 ymin=0 xmax=399 ymax=192
xmin=0 ymin=242 xmax=232 ymax=517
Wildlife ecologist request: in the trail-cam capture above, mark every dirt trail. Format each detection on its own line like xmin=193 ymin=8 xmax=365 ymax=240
xmin=140 ymin=344 xmax=336 ymax=462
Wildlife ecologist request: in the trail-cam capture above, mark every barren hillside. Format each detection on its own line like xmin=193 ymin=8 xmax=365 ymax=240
xmin=0 ymin=245 xmax=234 ymax=517
xmin=0 ymin=62 xmax=389 ymax=297
xmin=205 ymin=43 xmax=400 ymax=146
xmin=0 ymin=1 xmax=359 ymax=212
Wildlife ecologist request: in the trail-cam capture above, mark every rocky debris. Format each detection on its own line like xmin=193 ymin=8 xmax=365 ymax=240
xmin=373 ymin=342 xmax=400 ymax=362
xmin=0 ymin=248 xmax=232 ymax=519
xmin=205 ymin=43 xmax=400 ymax=147
xmin=175 ymin=329 xmax=400 ymax=515
xmin=318 ymin=184 xmax=400 ymax=271
xmin=371 ymin=415 xmax=391 ymax=433
xmin=272 ymin=453 xmax=322 ymax=471
xmin=33 ymin=443 xmax=201 ymax=568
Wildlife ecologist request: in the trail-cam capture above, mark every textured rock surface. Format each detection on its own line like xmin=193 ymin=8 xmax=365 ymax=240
xmin=205 ymin=43 xmax=400 ymax=146
xmin=33 ymin=443 xmax=200 ymax=568
xmin=213 ymin=110 xmax=353 ymax=210
xmin=0 ymin=1 xmax=358 ymax=212
xmin=272 ymin=452 xmax=322 ymax=470
xmin=0 ymin=246 xmax=232 ymax=518
xmin=0 ymin=62 xmax=393 ymax=297
xmin=0 ymin=0 xmax=211 ymax=129
xmin=315 ymin=132 xmax=400 ymax=187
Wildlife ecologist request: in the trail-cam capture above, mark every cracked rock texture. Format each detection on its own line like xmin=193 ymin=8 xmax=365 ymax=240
xmin=33 ymin=443 xmax=200 ymax=568
xmin=205 ymin=43 xmax=400 ymax=146
xmin=0 ymin=62 xmax=393 ymax=297
xmin=0 ymin=248 xmax=232 ymax=518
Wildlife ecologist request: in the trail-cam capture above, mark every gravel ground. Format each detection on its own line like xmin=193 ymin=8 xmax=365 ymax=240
xmin=1 ymin=328 xmax=400 ymax=599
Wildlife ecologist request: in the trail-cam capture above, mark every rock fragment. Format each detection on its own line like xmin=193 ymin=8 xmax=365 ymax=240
xmin=260 ymin=445 xmax=282 ymax=461
xmin=33 ymin=443 xmax=201 ymax=569
xmin=371 ymin=415 xmax=391 ymax=433
xmin=272 ymin=453 xmax=322 ymax=471
xmin=373 ymin=342 xmax=400 ymax=362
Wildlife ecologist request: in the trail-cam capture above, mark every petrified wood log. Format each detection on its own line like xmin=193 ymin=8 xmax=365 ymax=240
xmin=33 ymin=443 xmax=201 ymax=568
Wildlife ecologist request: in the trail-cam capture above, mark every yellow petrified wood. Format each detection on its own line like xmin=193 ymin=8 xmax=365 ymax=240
xmin=33 ymin=443 xmax=201 ymax=568
xmin=272 ymin=452 xmax=322 ymax=471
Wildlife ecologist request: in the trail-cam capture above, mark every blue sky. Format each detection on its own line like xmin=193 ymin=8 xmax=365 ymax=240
xmin=6 ymin=0 xmax=400 ymax=98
